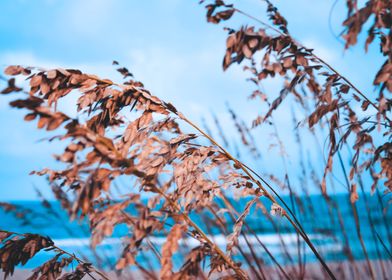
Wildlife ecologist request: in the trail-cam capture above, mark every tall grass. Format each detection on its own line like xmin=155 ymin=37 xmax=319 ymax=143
xmin=1 ymin=0 xmax=392 ymax=279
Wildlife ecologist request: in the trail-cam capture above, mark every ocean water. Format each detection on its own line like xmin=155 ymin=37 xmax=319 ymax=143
xmin=1 ymin=193 xmax=391 ymax=270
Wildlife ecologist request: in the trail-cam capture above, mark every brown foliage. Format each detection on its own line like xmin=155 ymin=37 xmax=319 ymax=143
xmin=0 ymin=231 xmax=53 ymax=278
xmin=202 ymin=0 xmax=392 ymax=197
xmin=160 ymin=224 xmax=187 ymax=279
xmin=0 ymin=230 xmax=107 ymax=280
xmin=0 ymin=64 xmax=265 ymax=278
xmin=1 ymin=1 xmax=391 ymax=279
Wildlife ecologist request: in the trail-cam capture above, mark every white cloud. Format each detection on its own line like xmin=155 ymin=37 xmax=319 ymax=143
xmin=64 ymin=0 xmax=118 ymax=38
xmin=1 ymin=51 xmax=58 ymax=69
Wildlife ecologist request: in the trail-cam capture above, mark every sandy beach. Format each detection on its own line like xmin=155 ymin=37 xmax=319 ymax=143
xmin=2 ymin=259 xmax=391 ymax=279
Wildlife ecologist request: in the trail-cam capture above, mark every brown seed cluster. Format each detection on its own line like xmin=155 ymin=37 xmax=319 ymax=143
xmin=202 ymin=0 xmax=392 ymax=198
xmin=0 ymin=230 xmax=110 ymax=280
xmin=0 ymin=64 xmax=270 ymax=279
xmin=0 ymin=1 xmax=391 ymax=279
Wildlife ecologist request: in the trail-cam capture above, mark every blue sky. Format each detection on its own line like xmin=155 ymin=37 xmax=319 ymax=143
xmin=0 ymin=0 xmax=383 ymax=200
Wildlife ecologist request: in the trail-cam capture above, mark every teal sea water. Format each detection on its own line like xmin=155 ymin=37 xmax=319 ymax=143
xmin=1 ymin=193 xmax=391 ymax=269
